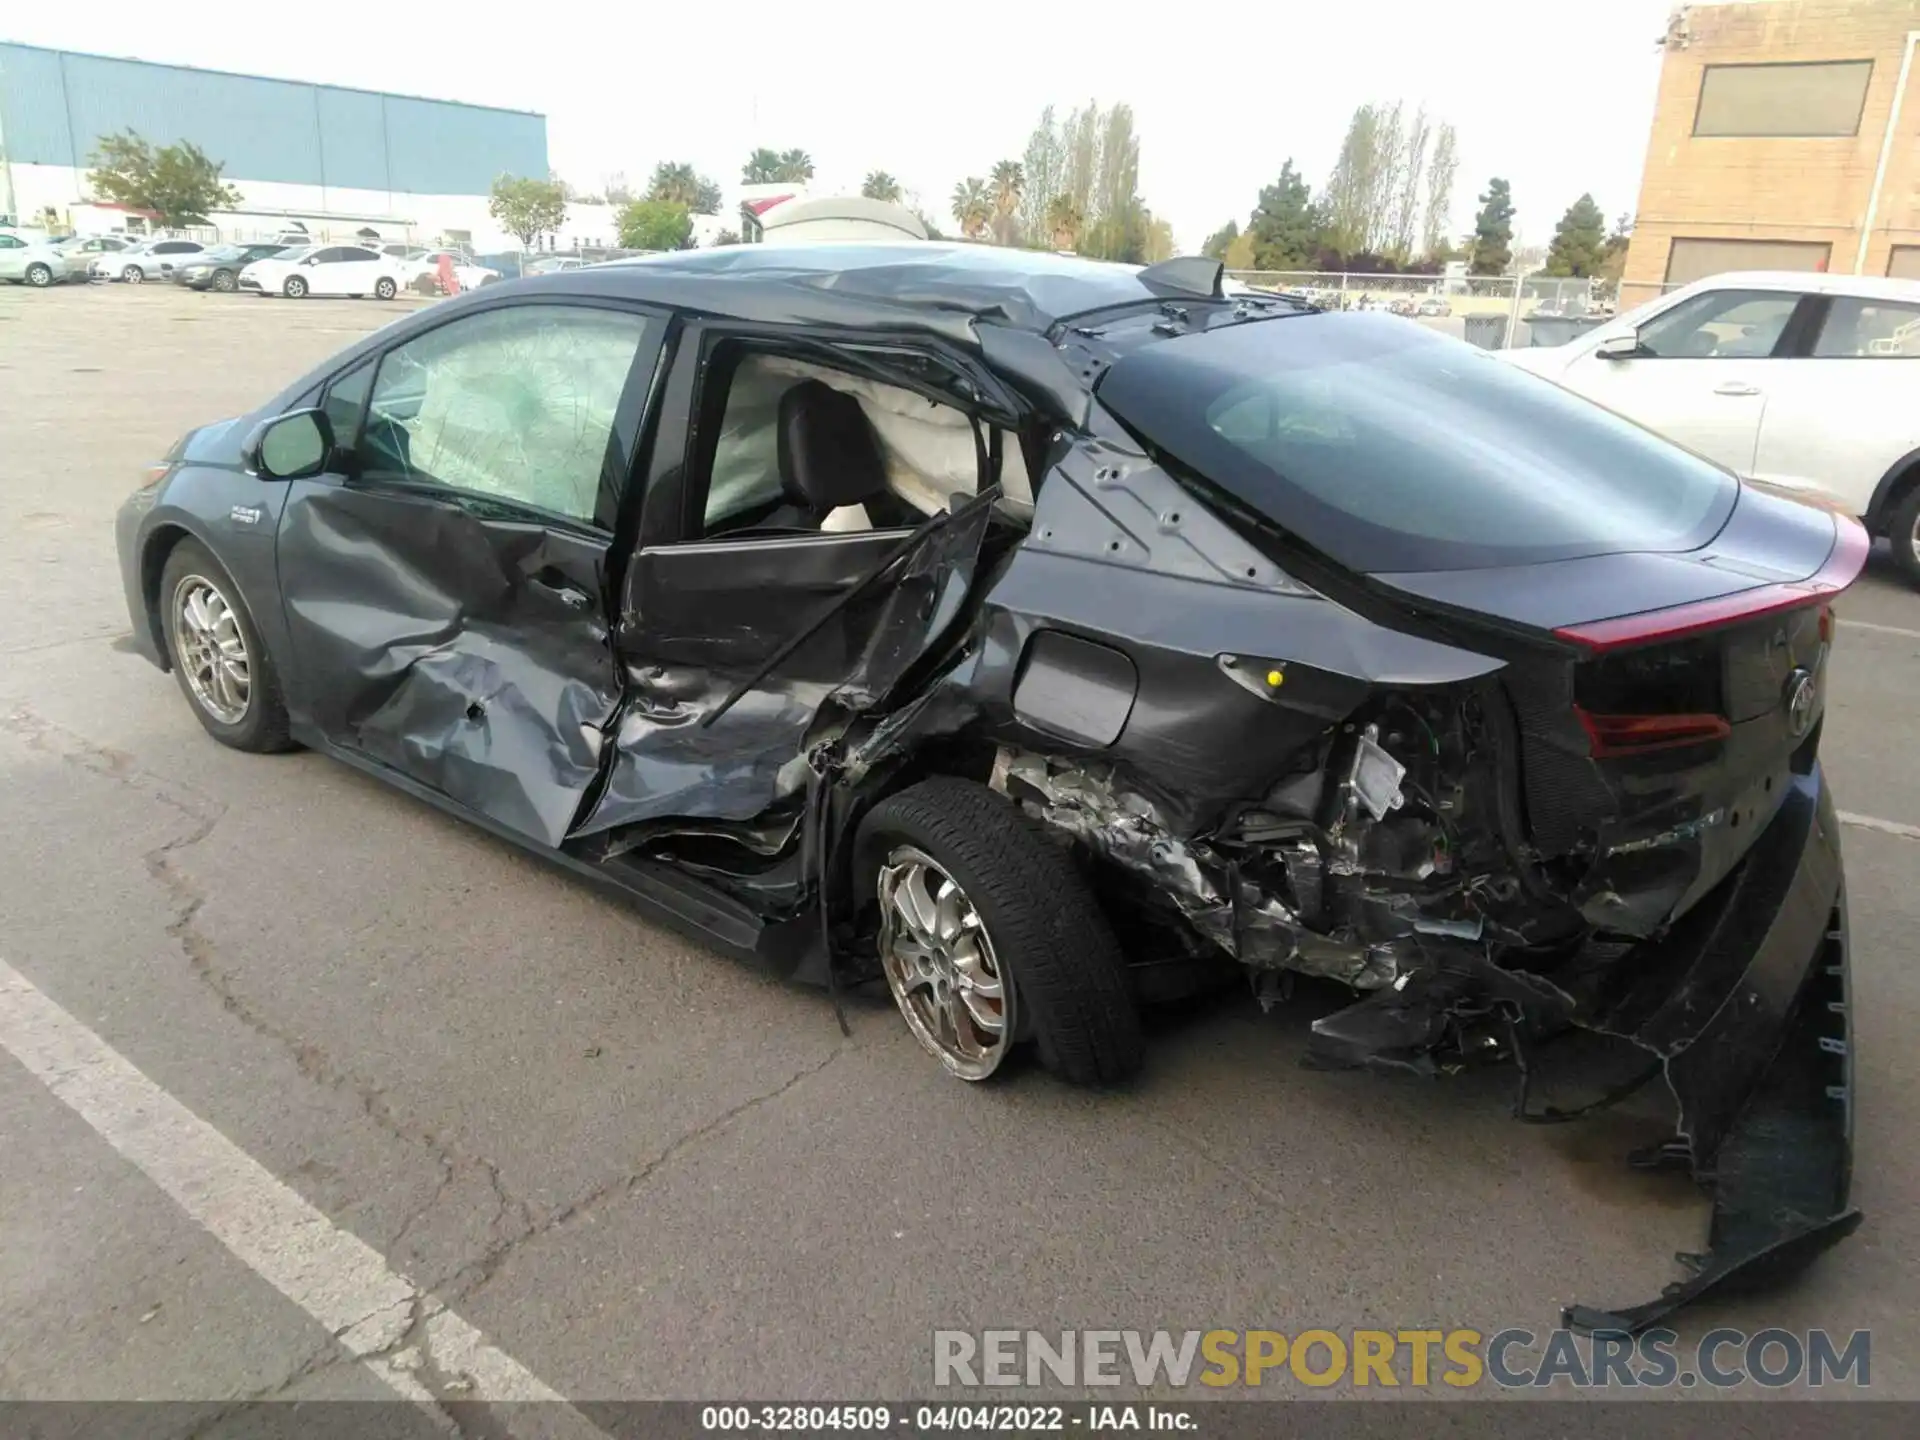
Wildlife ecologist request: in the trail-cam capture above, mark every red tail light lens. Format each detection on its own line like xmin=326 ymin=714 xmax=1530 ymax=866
xmin=1576 ymin=708 xmax=1732 ymax=757
xmin=1554 ymin=517 xmax=1869 ymax=653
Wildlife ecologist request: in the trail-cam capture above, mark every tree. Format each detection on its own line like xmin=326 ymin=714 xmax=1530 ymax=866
xmin=602 ymin=172 xmax=636 ymax=205
xmin=1018 ymin=106 xmax=1067 ymax=249
xmin=951 ymin=178 xmax=992 ymax=239
xmin=1201 ymin=219 xmax=1239 ymax=262
xmin=618 ymin=199 xmax=693 ymax=251
xmin=1422 ymin=124 xmax=1459 ymax=259
xmin=647 ymin=162 xmax=721 ymax=215
xmin=713 ymin=228 xmax=742 ymax=247
xmin=1044 ymin=193 xmax=1083 ymax=252
xmin=741 ymin=148 xmax=784 ymax=183
xmin=1247 ymin=160 xmax=1321 ymax=271
xmin=776 ymin=149 xmax=814 ymax=183
xmin=86 ymin=131 xmax=242 ymax=227
xmin=989 ymin=159 xmax=1025 ymax=244
xmin=1223 ymin=231 xmax=1257 ymax=271
xmin=1469 ymin=177 xmax=1515 ymax=276
xmin=488 ymin=174 xmax=569 ymax=249
xmin=1142 ymin=212 xmax=1176 ymax=264
xmin=1599 ymin=212 xmax=1635 ymax=282
xmin=862 ymin=171 xmax=903 ymax=203
xmin=1544 ymin=193 xmax=1608 ymax=277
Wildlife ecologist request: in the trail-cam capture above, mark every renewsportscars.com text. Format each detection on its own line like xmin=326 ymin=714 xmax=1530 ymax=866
xmin=932 ymin=1327 xmax=1871 ymax=1390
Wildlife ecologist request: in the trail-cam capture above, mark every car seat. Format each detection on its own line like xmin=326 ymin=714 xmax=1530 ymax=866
xmin=767 ymin=379 xmax=915 ymax=531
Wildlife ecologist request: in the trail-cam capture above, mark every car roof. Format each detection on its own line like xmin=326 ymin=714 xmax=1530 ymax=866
xmin=542 ymin=241 xmax=1192 ymax=336
xmin=1677 ymin=269 xmax=1920 ymax=301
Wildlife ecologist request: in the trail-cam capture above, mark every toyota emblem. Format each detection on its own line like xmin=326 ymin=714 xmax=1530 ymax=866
xmin=1784 ymin=667 xmax=1818 ymax=738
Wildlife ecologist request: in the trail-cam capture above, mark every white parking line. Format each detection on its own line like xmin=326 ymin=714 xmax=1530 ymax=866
xmin=1840 ymin=811 xmax=1920 ymax=840
xmin=1840 ymin=617 xmax=1920 ymax=641
xmin=0 ymin=955 xmax=605 ymax=1436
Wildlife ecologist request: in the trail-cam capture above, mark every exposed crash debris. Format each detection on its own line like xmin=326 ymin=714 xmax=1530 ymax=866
xmin=120 ymin=242 xmax=1867 ymax=1333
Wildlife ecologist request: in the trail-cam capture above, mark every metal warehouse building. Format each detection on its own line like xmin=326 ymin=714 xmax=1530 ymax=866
xmin=0 ymin=42 xmax=548 ymax=249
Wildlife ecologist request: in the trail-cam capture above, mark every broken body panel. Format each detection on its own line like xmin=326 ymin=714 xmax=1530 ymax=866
xmin=115 ymin=246 xmax=1865 ymax=1332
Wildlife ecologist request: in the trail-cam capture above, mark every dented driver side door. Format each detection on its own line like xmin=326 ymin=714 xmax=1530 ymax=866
xmin=271 ymin=299 xmax=663 ymax=848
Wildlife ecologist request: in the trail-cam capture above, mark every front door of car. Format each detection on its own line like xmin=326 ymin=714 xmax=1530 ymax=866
xmin=1558 ymin=287 xmax=1806 ymax=476
xmin=0 ymin=235 xmax=25 ymax=279
xmin=271 ymin=299 xmax=664 ymax=848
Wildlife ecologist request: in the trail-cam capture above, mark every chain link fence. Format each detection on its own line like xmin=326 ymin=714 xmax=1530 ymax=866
xmin=1225 ymin=271 xmax=1684 ymax=350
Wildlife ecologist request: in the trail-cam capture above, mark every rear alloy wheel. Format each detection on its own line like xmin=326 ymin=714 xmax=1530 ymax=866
xmin=122 ymin=265 xmax=145 ymax=284
xmin=212 ymin=269 xmax=237 ymax=292
xmin=283 ymin=275 xmax=308 ymax=299
xmin=158 ymin=540 xmax=294 ymax=753
xmin=1889 ymin=485 xmax=1920 ymax=587
xmin=857 ymin=778 xmax=1144 ymax=1085
xmin=374 ymin=277 xmax=397 ymax=300
xmin=25 ymin=263 xmax=53 ymax=288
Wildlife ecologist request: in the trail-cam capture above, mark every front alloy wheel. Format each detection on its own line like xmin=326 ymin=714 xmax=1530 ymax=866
xmin=171 ymin=575 xmax=252 ymax=725
xmin=374 ymin=276 xmax=397 ymax=300
xmin=212 ymin=269 xmax=237 ymax=292
xmin=25 ymin=263 xmax=53 ymax=287
xmin=284 ymin=276 xmax=308 ymax=299
xmin=877 ymin=846 xmax=1013 ymax=1080
xmin=122 ymin=265 xmax=145 ymax=284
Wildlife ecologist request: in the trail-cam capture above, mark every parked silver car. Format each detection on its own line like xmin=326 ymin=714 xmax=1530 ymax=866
xmin=0 ymin=232 xmax=85 ymax=286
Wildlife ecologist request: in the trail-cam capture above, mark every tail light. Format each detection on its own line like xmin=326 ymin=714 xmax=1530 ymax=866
xmin=1554 ymin=517 xmax=1868 ymax=653
xmin=1575 ymin=707 xmax=1731 ymax=757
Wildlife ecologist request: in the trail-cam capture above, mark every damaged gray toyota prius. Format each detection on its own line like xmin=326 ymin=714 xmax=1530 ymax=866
xmin=117 ymin=244 xmax=1864 ymax=1332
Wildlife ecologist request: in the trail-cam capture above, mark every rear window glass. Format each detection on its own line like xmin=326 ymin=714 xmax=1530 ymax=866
xmin=1097 ymin=314 xmax=1737 ymax=573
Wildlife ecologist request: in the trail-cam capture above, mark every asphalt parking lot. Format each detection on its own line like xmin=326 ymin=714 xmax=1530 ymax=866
xmin=4 ymin=280 xmax=1920 ymax=1419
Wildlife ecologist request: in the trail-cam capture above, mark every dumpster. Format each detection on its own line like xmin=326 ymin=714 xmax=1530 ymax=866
xmin=1462 ymin=314 xmax=1508 ymax=351
xmin=1527 ymin=314 xmax=1608 ymax=348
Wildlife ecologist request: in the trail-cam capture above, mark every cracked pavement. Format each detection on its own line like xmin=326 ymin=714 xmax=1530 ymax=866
xmin=4 ymin=282 xmax=1920 ymax=1415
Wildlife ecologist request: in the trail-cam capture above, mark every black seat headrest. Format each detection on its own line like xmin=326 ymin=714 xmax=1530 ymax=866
xmin=776 ymin=379 xmax=890 ymax=514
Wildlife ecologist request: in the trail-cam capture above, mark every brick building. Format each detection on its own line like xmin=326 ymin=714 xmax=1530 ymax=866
xmin=1625 ymin=0 xmax=1920 ymax=301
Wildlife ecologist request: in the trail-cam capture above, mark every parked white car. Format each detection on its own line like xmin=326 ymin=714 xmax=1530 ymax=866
xmin=395 ymin=248 xmax=500 ymax=293
xmin=239 ymin=244 xmax=403 ymax=300
xmin=0 ymin=232 xmax=86 ymax=286
xmin=92 ymin=238 xmax=206 ymax=283
xmin=1503 ymin=270 xmax=1920 ymax=583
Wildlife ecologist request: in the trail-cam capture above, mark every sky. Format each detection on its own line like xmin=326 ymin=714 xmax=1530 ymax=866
xmin=5 ymin=0 xmax=1679 ymax=253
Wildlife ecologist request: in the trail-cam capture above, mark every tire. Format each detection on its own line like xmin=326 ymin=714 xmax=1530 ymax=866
xmin=25 ymin=263 xmax=54 ymax=288
xmin=374 ymin=277 xmax=397 ymax=300
xmin=1889 ymin=484 xmax=1920 ymax=587
xmin=122 ymin=265 xmax=145 ymax=284
xmin=212 ymin=269 xmax=237 ymax=292
xmin=284 ymin=275 xmax=308 ymax=299
xmin=855 ymin=778 xmax=1144 ymax=1086
xmin=158 ymin=539 xmax=295 ymax=753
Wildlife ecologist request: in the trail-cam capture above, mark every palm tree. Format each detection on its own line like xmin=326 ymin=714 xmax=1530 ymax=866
xmin=862 ymin=170 xmax=903 ymax=204
xmin=742 ymin=148 xmax=783 ymax=183
xmin=776 ymin=149 xmax=815 ymax=183
xmin=648 ymin=162 xmax=702 ymax=209
xmin=951 ymin=178 xmax=992 ymax=240
xmin=989 ymin=160 xmax=1025 ymax=244
xmin=1045 ymin=193 xmax=1083 ymax=252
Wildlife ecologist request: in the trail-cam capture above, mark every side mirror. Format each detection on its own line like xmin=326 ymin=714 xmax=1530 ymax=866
xmin=244 ymin=408 xmax=335 ymax=481
xmin=303 ymin=255 xmax=321 ymax=266
xmin=1594 ymin=333 xmax=1640 ymax=361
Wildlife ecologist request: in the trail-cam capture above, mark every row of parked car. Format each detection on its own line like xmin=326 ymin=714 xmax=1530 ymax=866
xmin=1 ymin=230 xmax=508 ymax=297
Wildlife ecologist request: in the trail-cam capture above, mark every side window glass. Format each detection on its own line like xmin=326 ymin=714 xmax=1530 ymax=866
xmin=1635 ymin=290 xmax=1798 ymax=359
xmin=361 ymin=305 xmax=653 ymax=526
xmin=322 ymin=358 xmax=375 ymax=452
xmin=1813 ymin=297 xmax=1920 ymax=357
